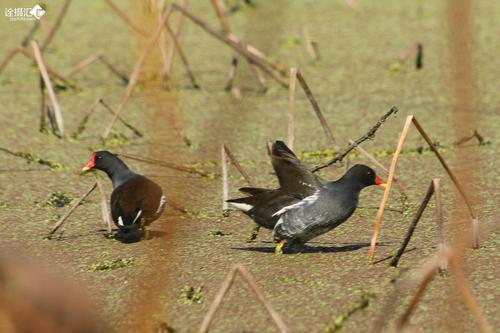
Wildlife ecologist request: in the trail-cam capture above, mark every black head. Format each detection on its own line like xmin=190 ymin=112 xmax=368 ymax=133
xmin=342 ymin=164 xmax=386 ymax=189
xmin=81 ymin=151 xmax=128 ymax=174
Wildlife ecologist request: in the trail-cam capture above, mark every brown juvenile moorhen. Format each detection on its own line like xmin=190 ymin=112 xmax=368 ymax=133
xmin=82 ymin=151 xmax=166 ymax=243
xmin=228 ymin=141 xmax=386 ymax=253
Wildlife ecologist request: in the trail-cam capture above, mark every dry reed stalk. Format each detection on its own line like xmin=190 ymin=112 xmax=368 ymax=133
xmin=368 ymin=115 xmax=413 ymax=262
xmin=40 ymin=0 xmax=72 ymax=51
xmin=102 ymin=8 xmax=174 ymax=139
xmin=31 ymin=40 xmax=65 ymax=137
xmin=99 ymin=99 xmax=143 ymax=137
xmin=48 ymin=182 xmax=97 ymax=236
xmin=411 ymin=118 xmax=477 ymax=223
xmin=163 ymin=0 xmax=187 ymax=84
xmin=287 ymin=68 xmax=298 ymax=150
xmin=71 ymin=98 xmax=101 ymax=139
xmin=104 ymin=0 xmax=149 ymax=37
xmin=0 ymin=47 xmax=20 ymax=75
xmin=63 ymin=53 xmax=101 ymax=78
xmin=221 ymin=145 xmax=229 ymax=214
xmin=447 ymin=254 xmax=493 ymax=333
xmin=224 ymin=56 xmax=238 ymax=90
xmin=302 ymin=26 xmax=318 ymax=60
xmin=432 ymin=178 xmax=447 ymax=271
xmin=62 ymin=54 xmax=128 ymax=82
xmin=389 ymin=180 xmax=435 ymax=267
xmin=16 ymin=46 xmax=71 ymax=84
xmin=21 ymin=21 xmax=40 ymax=46
xmin=312 ymin=106 xmax=398 ymax=172
xmin=98 ymin=55 xmax=129 ymax=82
xmin=172 ymin=4 xmax=288 ymax=87
xmin=396 ymin=248 xmax=446 ymax=331
xmin=210 ymin=0 xmax=231 ymax=34
xmin=156 ymin=0 xmax=169 ymax=84
xmin=200 ymin=265 xmax=290 ymax=333
xmin=296 ymin=71 xmax=339 ymax=152
xmin=39 ymin=74 xmax=47 ymax=133
xmin=369 ymin=115 xmax=479 ymax=262
xmin=116 ymin=153 xmax=209 ymax=177
xmin=223 ymin=145 xmax=255 ymax=186
xmin=96 ymin=179 xmax=113 ymax=233
xmin=164 ymin=20 xmax=199 ymax=88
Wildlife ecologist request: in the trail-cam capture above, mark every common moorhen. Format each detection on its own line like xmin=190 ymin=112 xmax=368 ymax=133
xmin=82 ymin=151 xmax=166 ymax=243
xmin=228 ymin=141 xmax=386 ymax=253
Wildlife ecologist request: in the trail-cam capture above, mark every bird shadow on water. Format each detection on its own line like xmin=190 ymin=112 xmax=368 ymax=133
xmin=232 ymin=242 xmax=391 ymax=254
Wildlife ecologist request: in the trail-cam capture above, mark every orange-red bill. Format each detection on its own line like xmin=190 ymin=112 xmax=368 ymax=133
xmin=81 ymin=152 xmax=96 ymax=173
xmin=375 ymin=175 xmax=387 ymax=188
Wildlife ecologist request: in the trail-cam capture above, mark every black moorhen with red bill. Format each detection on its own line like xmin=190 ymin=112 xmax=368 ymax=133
xmin=82 ymin=151 xmax=166 ymax=243
xmin=227 ymin=141 xmax=386 ymax=253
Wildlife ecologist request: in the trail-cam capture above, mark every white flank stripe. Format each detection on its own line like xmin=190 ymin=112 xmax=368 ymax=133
xmin=272 ymin=190 xmax=320 ymax=217
xmin=155 ymin=195 xmax=167 ymax=214
xmin=132 ymin=210 xmax=142 ymax=224
xmin=228 ymin=202 xmax=253 ymax=212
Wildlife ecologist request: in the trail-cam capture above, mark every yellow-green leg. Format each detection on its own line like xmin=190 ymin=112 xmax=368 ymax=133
xmin=275 ymin=240 xmax=286 ymax=255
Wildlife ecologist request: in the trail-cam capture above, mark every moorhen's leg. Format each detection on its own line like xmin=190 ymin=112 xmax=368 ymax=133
xmin=275 ymin=240 xmax=286 ymax=255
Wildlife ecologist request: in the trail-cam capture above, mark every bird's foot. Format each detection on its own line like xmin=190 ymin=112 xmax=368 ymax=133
xmin=246 ymin=225 xmax=261 ymax=243
xmin=142 ymin=227 xmax=150 ymax=240
xmin=275 ymin=240 xmax=286 ymax=255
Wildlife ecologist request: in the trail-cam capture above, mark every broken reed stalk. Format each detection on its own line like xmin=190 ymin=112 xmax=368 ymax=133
xmin=21 ymin=21 xmax=40 ymax=46
xmin=171 ymin=4 xmax=288 ymax=88
xmin=389 ymin=180 xmax=435 ymax=267
xmin=312 ymin=106 xmax=399 ymax=173
xmin=31 ymin=40 xmax=65 ymax=137
xmin=16 ymin=46 xmax=72 ymax=85
xmin=39 ymin=74 xmax=47 ymax=133
xmin=164 ymin=21 xmax=199 ymax=89
xmin=433 ymin=178 xmax=447 ymax=271
xmin=447 ymin=254 xmax=493 ymax=333
xmin=221 ymin=145 xmax=229 ymax=214
xmin=0 ymin=47 xmax=20 ymax=75
xmin=369 ymin=115 xmax=479 ymax=262
xmin=248 ymin=61 xmax=267 ymax=92
xmin=454 ymin=130 xmax=484 ymax=146
xmin=99 ymin=56 xmax=129 ymax=83
xmin=96 ymin=179 xmax=113 ymax=234
xmin=63 ymin=53 xmax=101 ymax=78
xmin=72 ymin=98 xmax=101 ymax=139
xmin=397 ymin=248 xmax=492 ymax=333
xmin=99 ymin=99 xmax=143 ymax=137
xmin=396 ymin=248 xmax=446 ymax=331
xmin=302 ymin=26 xmax=318 ymax=60
xmin=116 ymin=153 xmax=209 ymax=177
xmin=156 ymin=0 xmax=169 ymax=86
xmin=104 ymin=0 xmax=149 ymax=37
xmin=223 ymin=145 xmax=255 ymax=187
xmin=48 ymin=182 xmax=97 ymax=236
xmin=163 ymin=0 xmax=187 ymax=85
xmin=287 ymin=68 xmax=298 ymax=150
xmin=210 ymin=0 xmax=231 ymax=34
xmin=296 ymin=71 xmax=339 ymax=152
xmin=224 ymin=56 xmax=238 ymax=91
xmin=40 ymin=0 xmax=72 ymax=51
xmin=368 ymin=115 xmax=413 ymax=262
xmin=102 ymin=8 xmax=173 ymax=139
xmin=210 ymin=0 xmax=242 ymax=92
xmin=415 ymin=43 xmax=423 ymax=69
xmin=200 ymin=265 xmax=290 ymax=333
xmin=411 ymin=117 xmax=478 ymax=246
